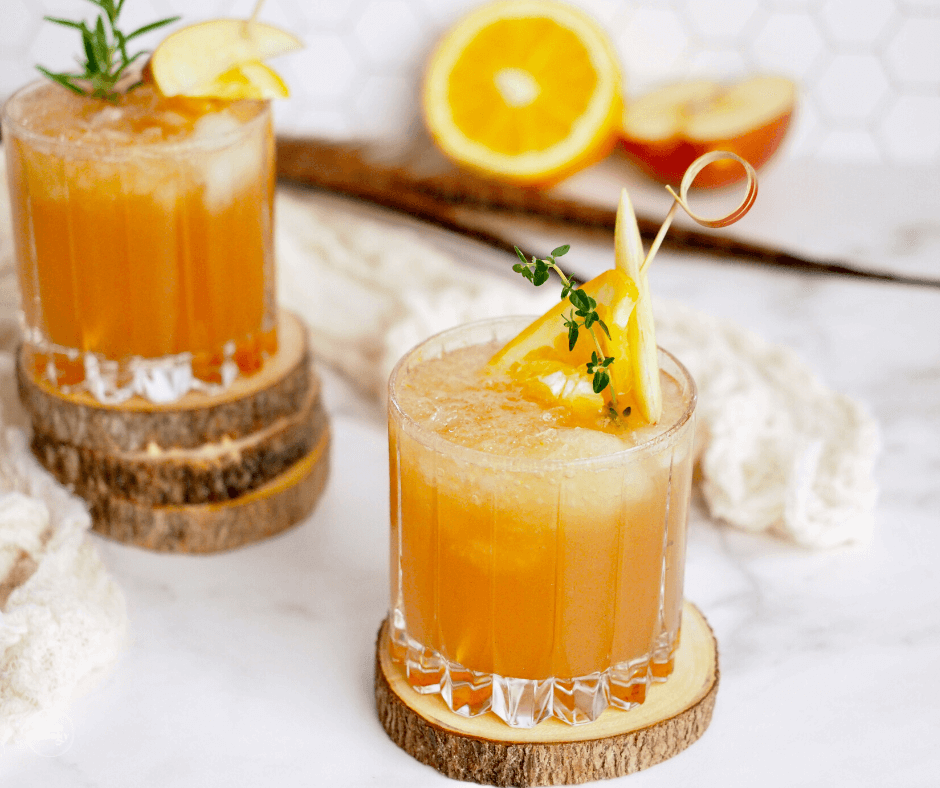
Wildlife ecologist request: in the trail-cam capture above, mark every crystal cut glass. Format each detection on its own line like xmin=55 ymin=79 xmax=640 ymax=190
xmin=387 ymin=316 xmax=696 ymax=727
xmin=2 ymin=80 xmax=277 ymax=404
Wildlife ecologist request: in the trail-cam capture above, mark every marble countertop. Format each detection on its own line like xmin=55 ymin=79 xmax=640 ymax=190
xmin=2 ymin=170 xmax=939 ymax=787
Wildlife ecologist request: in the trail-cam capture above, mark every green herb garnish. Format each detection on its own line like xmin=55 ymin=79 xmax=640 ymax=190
xmin=512 ymin=244 xmax=622 ymax=413
xmin=37 ymin=0 xmax=180 ymax=101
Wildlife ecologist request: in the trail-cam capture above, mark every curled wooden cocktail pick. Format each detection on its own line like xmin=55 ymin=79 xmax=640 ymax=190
xmin=641 ymin=150 xmax=758 ymax=274
xmin=615 ymin=151 xmax=758 ymax=424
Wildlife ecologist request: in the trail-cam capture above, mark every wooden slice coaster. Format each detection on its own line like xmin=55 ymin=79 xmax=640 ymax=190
xmin=375 ymin=601 xmax=718 ymax=786
xmin=16 ymin=310 xmax=332 ymax=552
xmin=88 ymin=428 xmax=330 ymax=553
xmin=30 ymin=378 xmax=327 ymax=507
xmin=17 ymin=310 xmax=311 ymax=452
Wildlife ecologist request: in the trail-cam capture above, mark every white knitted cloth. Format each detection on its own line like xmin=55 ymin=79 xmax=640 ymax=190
xmin=654 ymin=302 xmax=880 ymax=547
xmin=0 ymin=154 xmax=128 ymax=746
xmin=277 ymin=186 xmax=880 ymax=549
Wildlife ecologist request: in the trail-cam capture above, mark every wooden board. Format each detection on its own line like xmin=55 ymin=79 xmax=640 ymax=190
xmin=375 ymin=601 xmax=718 ymax=786
xmin=17 ymin=310 xmax=311 ymax=452
xmin=88 ymin=429 xmax=330 ymax=553
xmin=276 ymin=137 xmax=940 ymax=288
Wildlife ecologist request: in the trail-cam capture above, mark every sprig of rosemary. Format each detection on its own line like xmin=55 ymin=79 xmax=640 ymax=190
xmin=513 ymin=245 xmax=622 ymax=412
xmin=37 ymin=0 xmax=179 ymax=101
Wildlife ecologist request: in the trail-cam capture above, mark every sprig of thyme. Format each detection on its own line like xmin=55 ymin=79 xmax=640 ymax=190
xmin=513 ymin=245 xmax=623 ymax=413
xmin=37 ymin=0 xmax=179 ymax=101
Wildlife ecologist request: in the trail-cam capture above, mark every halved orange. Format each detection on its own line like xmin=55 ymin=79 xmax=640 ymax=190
xmin=488 ymin=269 xmax=639 ymax=419
xmin=423 ymin=0 xmax=623 ymax=186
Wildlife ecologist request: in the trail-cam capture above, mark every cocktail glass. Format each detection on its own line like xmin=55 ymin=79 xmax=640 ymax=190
xmin=2 ymin=80 xmax=276 ymax=404
xmin=387 ymin=316 xmax=696 ymax=727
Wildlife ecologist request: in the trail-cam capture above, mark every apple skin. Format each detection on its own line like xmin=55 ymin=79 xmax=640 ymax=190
xmin=620 ymin=78 xmax=796 ymax=189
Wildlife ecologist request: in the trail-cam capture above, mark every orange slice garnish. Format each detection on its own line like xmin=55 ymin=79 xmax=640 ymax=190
xmin=489 ymin=269 xmax=638 ymax=418
xmin=493 ymin=152 xmax=758 ymax=427
xmin=181 ymin=60 xmax=289 ymax=100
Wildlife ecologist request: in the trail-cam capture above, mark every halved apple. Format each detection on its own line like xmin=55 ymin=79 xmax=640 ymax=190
xmin=150 ymin=19 xmax=302 ymax=98
xmin=620 ymin=75 xmax=796 ymax=188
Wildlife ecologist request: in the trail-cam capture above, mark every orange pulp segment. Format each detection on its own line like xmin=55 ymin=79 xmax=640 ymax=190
xmin=184 ymin=60 xmax=290 ymax=100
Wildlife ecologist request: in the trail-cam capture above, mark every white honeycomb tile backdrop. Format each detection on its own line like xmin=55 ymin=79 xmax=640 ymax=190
xmin=1 ymin=0 xmax=938 ymax=163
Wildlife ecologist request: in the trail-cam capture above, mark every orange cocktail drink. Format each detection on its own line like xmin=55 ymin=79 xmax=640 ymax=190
xmin=2 ymin=80 xmax=275 ymax=402
xmin=388 ymin=316 xmax=696 ymax=728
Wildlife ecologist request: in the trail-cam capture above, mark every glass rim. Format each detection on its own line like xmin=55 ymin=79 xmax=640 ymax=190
xmin=1 ymin=78 xmax=272 ymax=158
xmin=388 ymin=315 xmax=698 ymax=472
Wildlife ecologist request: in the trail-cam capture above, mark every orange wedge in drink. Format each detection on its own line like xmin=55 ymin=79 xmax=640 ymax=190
xmin=150 ymin=19 xmax=301 ymax=99
xmin=489 ymin=269 xmax=639 ymax=420
xmin=423 ymin=0 xmax=623 ymax=186
xmin=181 ymin=60 xmax=289 ymax=100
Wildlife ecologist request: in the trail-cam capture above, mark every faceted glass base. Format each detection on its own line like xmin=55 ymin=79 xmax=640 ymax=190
xmin=651 ymin=626 xmax=681 ymax=683
xmin=22 ymin=327 xmax=276 ymax=405
xmin=389 ymin=614 xmax=665 ymax=729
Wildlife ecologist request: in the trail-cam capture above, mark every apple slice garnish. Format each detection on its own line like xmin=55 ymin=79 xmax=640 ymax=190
xmin=615 ymin=150 xmax=759 ymax=423
xmin=614 ymin=188 xmax=662 ymax=424
xmin=620 ymin=75 xmax=796 ymax=188
xmin=150 ymin=19 xmax=302 ymax=98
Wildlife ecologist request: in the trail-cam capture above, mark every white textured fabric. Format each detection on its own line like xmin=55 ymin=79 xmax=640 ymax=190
xmin=276 ymin=186 xmax=880 ymax=548
xmin=0 ymin=152 xmax=128 ymax=746
xmin=654 ymin=302 xmax=880 ymax=548
xmin=0 ymin=490 xmax=127 ymax=746
xmin=275 ymin=188 xmax=558 ymax=399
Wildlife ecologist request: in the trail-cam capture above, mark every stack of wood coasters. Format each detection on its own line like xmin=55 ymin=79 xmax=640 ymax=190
xmin=16 ymin=311 xmax=329 ymax=553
